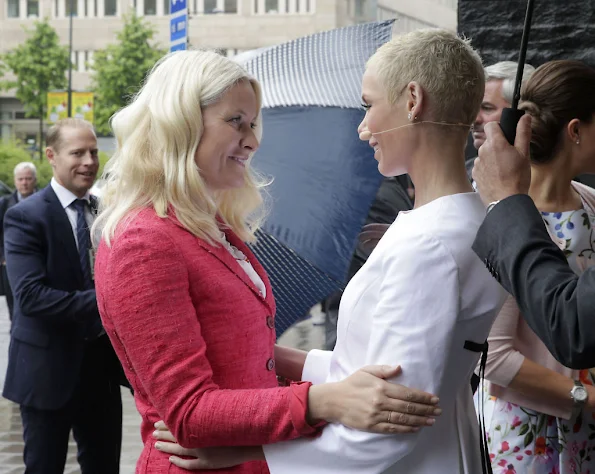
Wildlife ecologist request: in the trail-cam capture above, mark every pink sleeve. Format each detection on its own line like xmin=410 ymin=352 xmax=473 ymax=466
xmin=483 ymin=295 xmax=526 ymax=387
xmin=102 ymin=226 xmax=323 ymax=448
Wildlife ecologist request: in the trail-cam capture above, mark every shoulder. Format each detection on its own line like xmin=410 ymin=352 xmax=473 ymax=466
xmin=379 ymin=223 xmax=458 ymax=273
xmin=99 ymin=208 xmax=208 ymax=263
xmin=5 ymin=191 xmax=46 ymax=221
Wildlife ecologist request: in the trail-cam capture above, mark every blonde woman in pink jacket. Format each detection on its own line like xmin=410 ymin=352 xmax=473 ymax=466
xmin=478 ymin=60 xmax=595 ymax=474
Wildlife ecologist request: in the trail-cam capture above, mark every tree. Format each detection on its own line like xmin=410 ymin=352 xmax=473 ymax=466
xmin=90 ymin=12 xmax=166 ymax=135
xmin=0 ymin=19 xmax=70 ymax=160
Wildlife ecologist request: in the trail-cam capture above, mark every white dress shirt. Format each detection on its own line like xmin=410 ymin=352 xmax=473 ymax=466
xmin=50 ymin=178 xmax=94 ymax=250
xmin=264 ymin=192 xmax=507 ymax=474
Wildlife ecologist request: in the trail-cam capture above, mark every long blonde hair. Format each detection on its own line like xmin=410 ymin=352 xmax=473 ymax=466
xmin=93 ymin=50 xmax=268 ymax=247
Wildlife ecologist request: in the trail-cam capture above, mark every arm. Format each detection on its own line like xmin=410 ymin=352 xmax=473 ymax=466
xmin=0 ymin=196 xmax=9 ymax=262
xmin=473 ymin=195 xmax=595 ymax=369
xmin=484 ymin=295 xmax=579 ymax=419
xmin=263 ymin=235 xmax=460 ymax=473
xmin=274 ymin=345 xmax=307 ymax=381
xmin=4 ymin=205 xmax=99 ymax=326
xmin=274 ymin=344 xmax=334 ymax=386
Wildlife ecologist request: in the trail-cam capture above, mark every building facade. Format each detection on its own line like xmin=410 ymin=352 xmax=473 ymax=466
xmin=0 ymin=0 xmax=368 ymax=143
xmin=0 ymin=0 xmax=456 ymax=146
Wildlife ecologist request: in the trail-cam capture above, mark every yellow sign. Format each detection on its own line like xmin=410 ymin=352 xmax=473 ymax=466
xmin=72 ymin=92 xmax=94 ymax=124
xmin=47 ymin=91 xmax=68 ymax=124
xmin=46 ymin=91 xmax=94 ymax=124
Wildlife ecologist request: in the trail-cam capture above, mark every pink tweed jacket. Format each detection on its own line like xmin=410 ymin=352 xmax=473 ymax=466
xmin=95 ymin=208 xmax=321 ymax=474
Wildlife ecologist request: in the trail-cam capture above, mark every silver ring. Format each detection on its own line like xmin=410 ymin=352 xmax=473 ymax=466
xmin=387 ymin=411 xmax=392 ymax=424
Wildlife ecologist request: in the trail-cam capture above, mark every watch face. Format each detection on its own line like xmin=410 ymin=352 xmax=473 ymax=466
xmin=574 ymin=386 xmax=588 ymax=403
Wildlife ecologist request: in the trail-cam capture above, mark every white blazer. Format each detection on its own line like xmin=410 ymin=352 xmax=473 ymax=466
xmin=264 ymin=192 xmax=507 ymax=473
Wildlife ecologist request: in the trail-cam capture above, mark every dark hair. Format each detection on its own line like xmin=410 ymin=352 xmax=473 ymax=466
xmin=519 ymin=60 xmax=595 ymax=164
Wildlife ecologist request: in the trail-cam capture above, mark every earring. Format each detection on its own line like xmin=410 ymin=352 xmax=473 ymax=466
xmin=407 ymin=113 xmax=412 ymax=121
xmin=577 ymin=139 xmax=581 ymax=145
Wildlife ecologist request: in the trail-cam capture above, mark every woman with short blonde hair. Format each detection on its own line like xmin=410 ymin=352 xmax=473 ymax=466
xmin=93 ymin=49 xmax=441 ymax=474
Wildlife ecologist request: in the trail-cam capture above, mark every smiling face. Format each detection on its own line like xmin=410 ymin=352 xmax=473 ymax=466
xmin=358 ymin=68 xmax=411 ymax=177
xmin=46 ymin=125 xmax=99 ymax=198
xmin=194 ymin=80 xmax=260 ymax=193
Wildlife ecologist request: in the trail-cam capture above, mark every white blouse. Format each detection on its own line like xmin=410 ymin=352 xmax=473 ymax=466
xmin=263 ymin=193 xmax=507 ymax=474
xmin=220 ymin=233 xmax=266 ymax=298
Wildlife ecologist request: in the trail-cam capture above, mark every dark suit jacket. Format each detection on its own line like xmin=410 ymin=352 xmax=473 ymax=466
xmin=472 ymin=194 xmax=595 ymax=369
xmin=2 ymin=185 xmax=109 ymax=410
xmin=0 ymin=191 xmax=19 ymax=261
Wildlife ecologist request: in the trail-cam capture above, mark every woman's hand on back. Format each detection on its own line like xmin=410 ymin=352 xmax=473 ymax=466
xmin=308 ymin=365 xmax=441 ymax=433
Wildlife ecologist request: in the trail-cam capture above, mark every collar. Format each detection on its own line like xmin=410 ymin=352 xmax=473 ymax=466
xmin=50 ymin=177 xmax=91 ymax=209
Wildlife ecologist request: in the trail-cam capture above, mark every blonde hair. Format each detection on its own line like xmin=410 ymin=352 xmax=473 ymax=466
xmin=46 ymin=118 xmax=95 ymax=151
xmin=366 ymin=29 xmax=485 ymax=126
xmin=93 ymin=50 xmax=268 ymax=247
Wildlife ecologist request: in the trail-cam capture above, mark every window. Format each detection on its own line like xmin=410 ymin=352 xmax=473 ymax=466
xmin=354 ymin=0 xmax=365 ymax=17
xmin=15 ymin=112 xmax=28 ymax=120
xmin=164 ymin=0 xmax=170 ymax=14
xmin=0 ymin=124 xmax=12 ymax=141
xmin=224 ymin=0 xmax=236 ymax=13
xmin=255 ymin=0 xmax=312 ymax=14
xmin=27 ymin=0 xmax=39 ymax=17
xmin=55 ymin=0 xmax=59 ymax=16
xmin=66 ymin=0 xmax=78 ymax=17
xmin=200 ymin=0 xmax=237 ymax=14
xmin=105 ymin=0 xmax=117 ymax=15
xmin=93 ymin=0 xmax=98 ymax=16
xmin=265 ymin=0 xmax=277 ymax=13
xmin=144 ymin=0 xmax=156 ymax=14
xmin=204 ymin=0 xmax=217 ymax=13
xmin=7 ymin=0 xmax=19 ymax=18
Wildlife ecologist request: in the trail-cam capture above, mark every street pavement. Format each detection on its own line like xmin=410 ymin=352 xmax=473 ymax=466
xmin=0 ymin=298 xmax=325 ymax=473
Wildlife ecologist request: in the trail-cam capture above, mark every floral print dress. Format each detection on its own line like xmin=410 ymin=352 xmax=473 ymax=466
xmin=477 ymin=208 xmax=595 ymax=474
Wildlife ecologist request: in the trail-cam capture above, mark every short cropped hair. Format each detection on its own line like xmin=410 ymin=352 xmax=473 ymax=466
xmin=13 ymin=162 xmax=37 ymax=178
xmin=46 ymin=118 xmax=95 ymax=152
xmin=485 ymin=61 xmax=536 ymax=104
xmin=366 ymin=29 xmax=485 ymax=126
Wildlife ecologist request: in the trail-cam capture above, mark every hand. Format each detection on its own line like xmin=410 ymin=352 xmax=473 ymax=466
xmin=358 ymin=223 xmax=390 ymax=254
xmin=309 ymin=365 xmax=441 ymax=434
xmin=152 ymin=421 xmax=262 ymax=470
xmin=473 ymin=114 xmax=532 ymax=205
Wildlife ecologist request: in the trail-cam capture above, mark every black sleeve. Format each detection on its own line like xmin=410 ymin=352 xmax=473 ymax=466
xmin=0 ymin=196 xmax=9 ymax=261
xmin=4 ymin=205 xmax=100 ymax=328
xmin=472 ymin=194 xmax=595 ymax=369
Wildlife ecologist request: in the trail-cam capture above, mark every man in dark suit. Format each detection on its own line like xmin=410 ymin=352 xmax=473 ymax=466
xmin=2 ymin=118 xmax=123 ymax=473
xmin=0 ymin=162 xmax=38 ymax=320
xmin=465 ymin=61 xmax=535 ymax=183
xmin=472 ymin=116 xmax=595 ymax=369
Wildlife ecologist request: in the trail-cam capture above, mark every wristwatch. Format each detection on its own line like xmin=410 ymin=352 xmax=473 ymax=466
xmin=486 ymin=201 xmax=500 ymax=214
xmin=570 ymin=380 xmax=588 ymax=417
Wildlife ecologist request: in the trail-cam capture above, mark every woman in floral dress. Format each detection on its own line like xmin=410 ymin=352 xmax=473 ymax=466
xmin=477 ymin=60 xmax=595 ymax=474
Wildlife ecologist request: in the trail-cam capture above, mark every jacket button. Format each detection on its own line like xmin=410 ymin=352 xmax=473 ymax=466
xmin=266 ymin=316 xmax=275 ymax=329
xmin=266 ymin=358 xmax=275 ymax=371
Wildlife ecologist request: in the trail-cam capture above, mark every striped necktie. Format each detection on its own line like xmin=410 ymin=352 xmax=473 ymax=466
xmin=72 ymin=199 xmax=93 ymax=289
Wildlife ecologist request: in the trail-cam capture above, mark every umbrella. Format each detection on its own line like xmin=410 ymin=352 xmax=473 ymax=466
xmin=234 ymin=20 xmax=395 ymax=337
xmin=499 ymin=0 xmax=536 ymax=144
